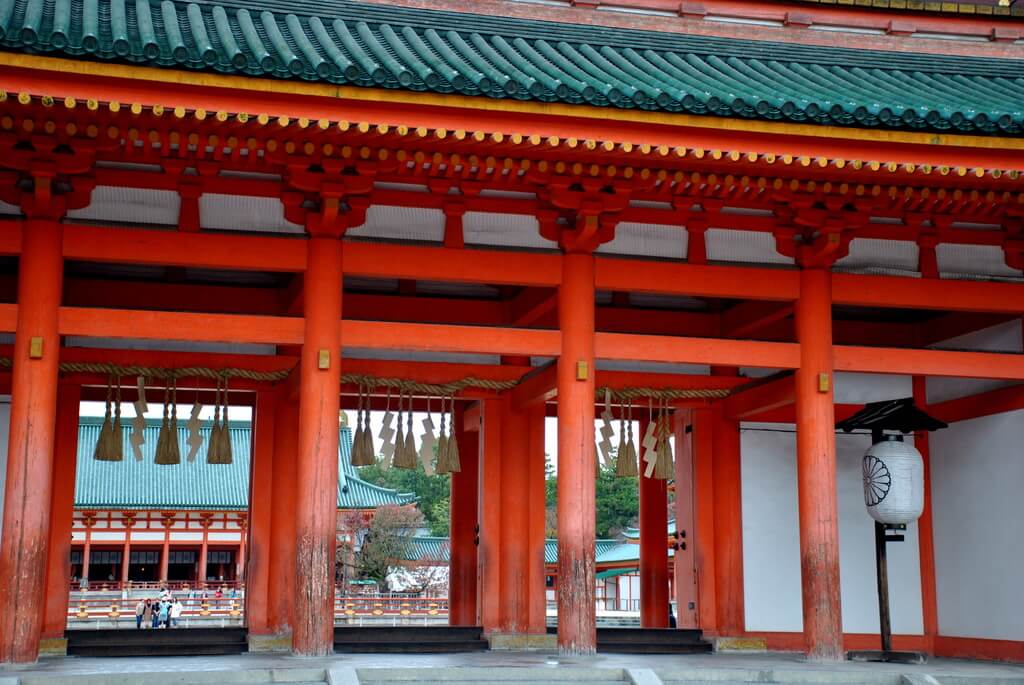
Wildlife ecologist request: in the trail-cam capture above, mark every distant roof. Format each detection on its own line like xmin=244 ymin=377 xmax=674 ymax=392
xmin=405 ymin=536 xmax=451 ymax=563
xmin=74 ymin=418 xmax=414 ymax=511
xmin=622 ymin=519 xmax=676 ymax=541
xmin=2 ymin=0 xmax=1022 ymax=134
xmin=544 ymin=539 xmax=622 ymax=565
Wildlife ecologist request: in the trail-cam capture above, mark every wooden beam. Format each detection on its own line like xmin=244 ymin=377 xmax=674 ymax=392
xmin=509 ymin=361 xmax=557 ymax=409
xmin=596 ymin=259 xmax=800 ymax=301
xmin=595 ymin=332 xmax=800 ymax=369
xmin=721 ymin=302 xmax=794 ymax=339
xmin=506 ymin=288 xmax=557 ymax=327
xmin=833 ymin=273 xmax=1024 ymax=314
xmin=929 ymin=383 xmax=1024 ymax=423
xmin=0 ymin=223 xmax=21 ymax=256
xmin=722 ymin=373 xmax=795 ymax=420
xmin=58 ymin=307 xmax=304 ymax=345
xmin=834 ymin=345 xmax=1024 ymax=380
xmin=0 ymin=303 xmax=17 ymax=332
xmin=341 ymin=320 xmax=561 ymax=357
xmin=343 ymin=243 xmax=562 ymax=288
xmin=62 ymin=223 xmax=307 ymax=272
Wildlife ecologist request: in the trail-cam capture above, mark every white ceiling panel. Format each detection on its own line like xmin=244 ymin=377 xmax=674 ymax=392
xmin=463 ymin=212 xmax=555 ymax=250
xmin=835 ymin=238 xmax=919 ymax=276
xmin=68 ymin=186 xmax=179 ymax=226
xmin=200 ymin=194 xmax=303 ymax=234
xmin=0 ymin=200 xmax=21 ymax=217
xmin=937 ymin=244 xmax=1023 ymax=281
xmin=348 ymin=206 xmax=444 ymax=243
xmin=597 ymin=222 xmax=686 ymax=259
xmin=65 ymin=337 xmax=275 ymax=355
xmin=706 ymin=228 xmax=794 ymax=266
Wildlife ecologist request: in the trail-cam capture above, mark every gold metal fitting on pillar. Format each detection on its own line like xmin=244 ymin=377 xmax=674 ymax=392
xmin=576 ymin=360 xmax=589 ymax=381
xmin=818 ymin=373 xmax=831 ymax=393
xmin=29 ymin=336 xmax=43 ymax=359
xmin=318 ymin=349 xmax=331 ymax=370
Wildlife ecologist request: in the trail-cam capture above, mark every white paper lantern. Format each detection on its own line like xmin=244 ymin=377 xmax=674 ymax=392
xmin=863 ymin=437 xmax=924 ymax=525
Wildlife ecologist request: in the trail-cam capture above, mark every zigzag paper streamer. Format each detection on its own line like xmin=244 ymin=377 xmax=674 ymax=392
xmin=186 ymin=401 xmax=203 ymax=462
xmin=418 ymin=415 xmax=436 ymax=476
xmin=379 ymin=410 xmax=396 ymax=470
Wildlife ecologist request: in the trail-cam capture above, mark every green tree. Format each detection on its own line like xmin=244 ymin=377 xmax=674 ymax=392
xmin=545 ymin=462 xmax=639 ymax=539
xmin=345 ymin=504 xmax=424 ymax=587
xmin=358 ymin=463 xmax=451 ymax=535
xmin=429 ymin=497 xmax=450 ymax=537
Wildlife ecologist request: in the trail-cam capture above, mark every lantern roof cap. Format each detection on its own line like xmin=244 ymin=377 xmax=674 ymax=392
xmin=836 ymin=397 xmax=947 ymax=434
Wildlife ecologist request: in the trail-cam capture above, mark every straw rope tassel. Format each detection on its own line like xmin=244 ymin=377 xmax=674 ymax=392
xmin=361 ymin=386 xmax=376 ymax=466
xmin=112 ymin=379 xmax=124 ymax=461
xmin=447 ymin=395 xmax=460 ymax=474
xmin=167 ymin=378 xmax=181 ymax=465
xmin=154 ymin=384 xmax=173 ymax=465
xmin=351 ymin=386 xmax=366 ymax=466
xmin=208 ymin=380 xmax=221 ymax=463
xmin=436 ymin=398 xmax=450 ymax=475
xmin=94 ymin=377 xmax=117 ymax=461
xmin=219 ymin=378 xmax=233 ymax=464
xmin=615 ymin=404 xmax=632 ymax=477
xmin=654 ymin=402 xmax=674 ymax=480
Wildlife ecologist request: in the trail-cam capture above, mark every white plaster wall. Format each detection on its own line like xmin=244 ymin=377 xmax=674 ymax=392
xmin=930 ymin=410 xmax=1024 ymax=641
xmin=927 ymin=319 xmax=1023 ymax=403
xmin=0 ymin=398 xmax=10 ymax=547
xmin=741 ymin=424 xmax=924 ymax=635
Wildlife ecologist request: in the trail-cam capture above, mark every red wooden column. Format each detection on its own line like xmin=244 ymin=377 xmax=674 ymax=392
xmin=0 ymin=218 xmax=64 ymax=664
xmin=691 ymin=408 xmax=718 ymax=634
xmin=269 ymin=382 xmax=298 ymax=637
xmin=292 ymin=234 xmax=342 ymax=656
xmin=477 ymin=400 xmax=503 ymax=634
xmin=498 ymin=399 xmax=547 ymax=636
xmin=711 ymin=367 xmax=744 ymax=637
xmin=159 ymin=524 xmax=171 ymax=583
xmin=449 ymin=403 xmax=479 ymax=626
xmin=556 ymin=250 xmax=597 ymax=654
xmin=912 ymin=376 xmax=938 ymax=653
xmin=673 ymin=410 xmax=699 ymax=629
xmin=246 ymin=389 xmax=276 ymax=635
xmin=639 ymin=419 xmax=669 ymax=628
xmin=41 ymin=384 xmax=82 ymax=644
xmin=794 ymin=267 xmax=843 ymax=661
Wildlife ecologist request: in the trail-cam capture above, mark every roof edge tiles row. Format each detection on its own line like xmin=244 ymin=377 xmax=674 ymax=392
xmin=1 ymin=0 xmax=1022 ymax=134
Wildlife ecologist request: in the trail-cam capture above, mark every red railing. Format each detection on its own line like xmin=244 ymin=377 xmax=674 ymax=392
xmin=334 ymin=596 xmax=449 ymax=617
xmin=69 ymin=580 xmax=244 ymax=593
xmin=67 ymin=597 xmax=244 ymax=622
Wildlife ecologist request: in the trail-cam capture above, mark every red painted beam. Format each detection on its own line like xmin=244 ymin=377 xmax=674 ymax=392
xmin=0 ymin=303 xmax=17 ymax=333
xmin=721 ymin=302 xmax=794 ymax=339
xmin=929 ymin=382 xmax=1024 ymax=423
xmin=834 ymin=345 xmax=1024 ymax=380
xmin=509 ymin=362 xmax=557 ymax=409
xmin=341 ymin=320 xmax=561 ymax=357
xmin=58 ymin=307 xmax=304 ymax=345
xmin=833 ymin=273 xmax=1024 ymax=314
xmin=722 ymin=374 xmax=795 ymax=420
xmin=596 ymin=259 xmax=800 ymax=302
xmin=595 ymin=332 xmax=800 ymax=369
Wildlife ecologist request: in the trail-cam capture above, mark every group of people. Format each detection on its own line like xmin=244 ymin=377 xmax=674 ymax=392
xmin=134 ymin=588 xmax=184 ymax=629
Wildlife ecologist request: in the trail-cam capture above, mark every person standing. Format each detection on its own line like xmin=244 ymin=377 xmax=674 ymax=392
xmin=135 ymin=599 xmax=146 ymax=629
xmin=170 ymin=599 xmax=183 ymax=628
xmin=141 ymin=599 xmax=153 ymax=629
xmin=151 ymin=599 xmax=161 ymax=628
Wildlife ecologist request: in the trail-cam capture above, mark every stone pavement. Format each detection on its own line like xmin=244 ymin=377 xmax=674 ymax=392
xmin=1 ymin=651 xmax=1023 ymax=685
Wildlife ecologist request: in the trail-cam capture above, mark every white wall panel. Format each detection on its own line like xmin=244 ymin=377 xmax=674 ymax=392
xmin=349 ymin=206 xmax=444 ymax=242
xmin=706 ymin=229 xmax=794 ymax=266
xmin=596 ymin=222 xmax=686 ymax=259
xmin=835 ymin=373 xmax=912 ymax=405
xmin=463 ymin=212 xmax=555 ymax=250
xmin=930 ymin=410 xmax=1024 ymax=641
xmin=741 ymin=425 xmax=923 ymax=634
xmin=68 ymin=187 xmax=180 ymax=226
xmin=835 ymin=238 xmax=919 ymax=276
xmin=937 ymin=244 xmax=1023 ymax=281
xmin=927 ymin=319 xmax=1023 ymax=404
xmin=200 ymin=194 xmax=303 ymax=234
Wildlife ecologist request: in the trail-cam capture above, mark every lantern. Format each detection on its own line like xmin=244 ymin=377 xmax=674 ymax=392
xmin=862 ymin=436 xmax=924 ymax=525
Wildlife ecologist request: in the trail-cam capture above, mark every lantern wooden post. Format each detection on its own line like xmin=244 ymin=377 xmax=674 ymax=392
xmin=292 ymin=235 xmax=342 ymax=657
xmin=639 ymin=418 xmax=669 ymax=628
xmin=794 ymin=267 xmax=844 ymax=661
xmin=556 ymin=250 xmax=597 ymax=655
xmin=42 ymin=383 xmax=82 ymax=644
xmin=449 ymin=403 xmax=479 ymax=627
xmin=245 ymin=389 xmax=276 ymax=636
xmin=0 ymin=218 xmax=64 ymax=664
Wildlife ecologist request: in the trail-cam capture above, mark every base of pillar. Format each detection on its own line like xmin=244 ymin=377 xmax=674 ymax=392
xmin=848 ymin=649 xmax=927 ymax=664
xmin=713 ymin=636 xmax=768 ymax=653
xmin=247 ymin=632 xmax=292 ymax=653
xmin=488 ymin=633 xmax=556 ymax=651
xmin=38 ymin=637 xmax=68 ymax=656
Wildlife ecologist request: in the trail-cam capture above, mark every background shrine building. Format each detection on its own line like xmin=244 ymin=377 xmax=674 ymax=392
xmin=0 ymin=0 xmax=1023 ymax=667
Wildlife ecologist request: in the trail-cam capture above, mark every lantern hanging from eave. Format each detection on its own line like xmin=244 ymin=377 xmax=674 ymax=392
xmin=863 ymin=435 xmax=924 ymax=525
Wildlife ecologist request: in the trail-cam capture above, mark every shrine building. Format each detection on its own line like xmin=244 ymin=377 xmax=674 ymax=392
xmin=0 ymin=0 xmax=1023 ymax=668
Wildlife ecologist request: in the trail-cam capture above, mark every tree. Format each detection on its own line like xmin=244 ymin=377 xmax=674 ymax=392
xmin=545 ymin=462 xmax=639 ymax=539
xmin=358 ymin=463 xmax=450 ymax=535
xmin=429 ymin=497 xmax=450 ymax=537
xmin=344 ymin=504 xmax=424 ymax=588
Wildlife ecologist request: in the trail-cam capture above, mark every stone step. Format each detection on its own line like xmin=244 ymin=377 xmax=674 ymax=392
xmin=334 ymin=640 xmax=489 ymax=653
xmin=356 ymin=668 xmax=626 ymax=682
xmin=21 ymin=669 xmax=326 ymax=685
xmin=361 ymin=681 xmax=626 ymax=685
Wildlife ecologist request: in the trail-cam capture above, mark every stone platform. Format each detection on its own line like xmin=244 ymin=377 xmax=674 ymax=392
xmin=2 ymin=651 xmax=1023 ymax=685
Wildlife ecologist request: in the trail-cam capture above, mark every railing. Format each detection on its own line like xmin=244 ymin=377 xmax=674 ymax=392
xmin=546 ymin=598 xmax=641 ymax=613
xmin=69 ymin=580 xmax=244 ymax=593
xmin=67 ymin=596 xmax=245 ymax=625
xmin=334 ymin=596 xmax=449 ymax=617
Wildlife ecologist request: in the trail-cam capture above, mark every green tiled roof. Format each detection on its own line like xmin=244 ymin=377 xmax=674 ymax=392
xmin=2 ymin=0 xmax=1023 ymax=133
xmin=74 ymin=417 xmax=414 ymax=510
xmin=622 ymin=518 xmax=676 ymax=541
xmin=544 ymin=539 xmax=621 ymax=565
xmin=405 ymin=536 xmax=450 ymax=563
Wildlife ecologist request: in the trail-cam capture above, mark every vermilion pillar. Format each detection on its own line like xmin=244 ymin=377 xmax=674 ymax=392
xmin=477 ymin=399 xmax=503 ymax=634
xmin=794 ymin=267 xmax=843 ymax=661
xmin=246 ymin=389 xmax=276 ymax=635
xmin=292 ymin=235 xmax=342 ymax=656
xmin=449 ymin=403 xmax=479 ymax=626
xmin=912 ymin=376 xmax=938 ymax=652
xmin=42 ymin=384 xmax=82 ymax=643
xmin=556 ymin=251 xmax=597 ymax=655
xmin=639 ymin=420 xmax=669 ymax=628
xmin=672 ymin=410 xmax=699 ymax=629
xmin=691 ymin=408 xmax=717 ymax=634
xmin=711 ymin=367 xmax=744 ymax=636
xmin=498 ymin=399 xmax=546 ymax=635
xmin=269 ymin=383 xmax=298 ymax=636
xmin=0 ymin=219 xmax=64 ymax=664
